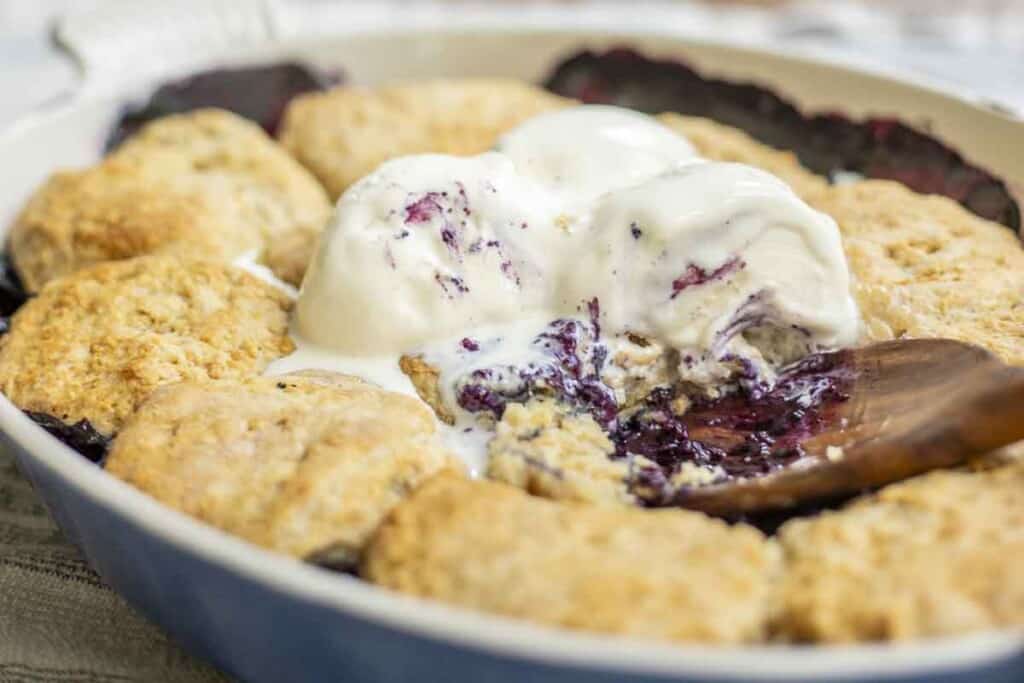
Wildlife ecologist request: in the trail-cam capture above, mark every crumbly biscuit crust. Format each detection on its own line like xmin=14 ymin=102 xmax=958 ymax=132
xmin=364 ymin=474 xmax=780 ymax=644
xmin=278 ymin=79 xmax=572 ymax=199
xmin=0 ymin=254 xmax=294 ymax=435
xmin=776 ymin=460 xmax=1024 ymax=642
xmin=398 ymin=355 xmax=454 ymax=425
xmin=9 ymin=158 xmax=256 ymax=293
xmin=9 ymin=109 xmax=330 ymax=291
xmin=487 ymin=400 xmax=632 ymax=505
xmin=107 ymin=372 xmax=459 ymax=562
xmin=813 ymin=180 xmax=1024 ymax=365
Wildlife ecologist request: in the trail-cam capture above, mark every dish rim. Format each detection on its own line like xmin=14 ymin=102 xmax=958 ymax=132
xmin=2 ymin=23 xmax=1023 ymax=680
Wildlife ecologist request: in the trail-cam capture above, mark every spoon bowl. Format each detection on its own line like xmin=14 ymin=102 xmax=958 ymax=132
xmin=677 ymin=338 xmax=1024 ymax=516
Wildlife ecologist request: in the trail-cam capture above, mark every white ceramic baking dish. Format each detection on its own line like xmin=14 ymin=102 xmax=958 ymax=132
xmin=1 ymin=3 xmax=1022 ymax=681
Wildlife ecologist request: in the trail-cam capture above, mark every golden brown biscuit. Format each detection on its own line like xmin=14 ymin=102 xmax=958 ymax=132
xmin=278 ymin=79 xmax=572 ymax=199
xmin=364 ymin=474 xmax=780 ymax=644
xmin=775 ymin=460 xmax=1024 ymax=642
xmin=9 ymin=158 xmax=256 ymax=294
xmin=261 ymin=223 xmax=321 ymax=287
xmin=658 ymin=114 xmax=828 ymax=199
xmin=0 ymin=254 xmax=294 ymax=435
xmin=9 ymin=109 xmax=331 ymax=291
xmin=814 ymin=180 xmax=1024 ymax=364
xmin=398 ymin=354 xmax=454 ymax=425
xmin=106 ymin=372 xmax=459 ymax=563
xmin=487 ymin=400 xmax=631 ymax=505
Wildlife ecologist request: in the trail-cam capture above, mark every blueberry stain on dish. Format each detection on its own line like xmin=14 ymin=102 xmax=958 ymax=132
xmin=544 ymin=48 xmax=1021 ymax=232
xmin=24 ymin=412 xmax=111 ymax=465
xmin=105 ymin=62 xmax=342 ymax=151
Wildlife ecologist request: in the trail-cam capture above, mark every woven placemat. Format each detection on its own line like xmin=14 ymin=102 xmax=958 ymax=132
xmin=0 ymin=449 xmax=230 ymax=683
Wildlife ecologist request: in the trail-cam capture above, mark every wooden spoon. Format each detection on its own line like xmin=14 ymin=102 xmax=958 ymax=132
xmin=676 ymin=339 xmax=1024 ymax=517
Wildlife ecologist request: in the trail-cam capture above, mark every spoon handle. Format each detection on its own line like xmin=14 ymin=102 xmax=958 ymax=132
xmin=944 ymin=366 xmax=1024 ymax=454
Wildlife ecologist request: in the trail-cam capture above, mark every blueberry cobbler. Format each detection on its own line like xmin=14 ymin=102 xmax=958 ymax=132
xmin=1 ymin=54 xmax=1023 ymax=645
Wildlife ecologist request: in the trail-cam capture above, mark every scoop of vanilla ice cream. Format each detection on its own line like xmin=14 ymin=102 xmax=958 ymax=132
xmin=293 ymin=105 xmax=859 ymax=400
xmin=496 ymin=105 xmax=696 ymax=204
xmin=560 ymin=161 xmax=860 ymax=389
xmin=295 ymin=153 xmax=565 ymax=354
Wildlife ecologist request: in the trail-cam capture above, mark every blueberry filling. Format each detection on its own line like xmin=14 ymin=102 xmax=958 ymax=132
xmin=24 ymin=412 xmax=111 ymax=465
xmin=105 ymin=62 xmax=342 ymax=151
xmin=613 ymin=350 xmax=853 ymax=505
xmin=455 ymin=301 xmax=617 ymax=427
xmin=0 ymin=256 xmax=108 ymax=463
xmin=0 ymin=252 xmax=29 ymax=336
xmin=544 ymin=48 xmax=1021 ymax=232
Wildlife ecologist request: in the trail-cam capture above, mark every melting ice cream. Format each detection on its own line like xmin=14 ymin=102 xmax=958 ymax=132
xmin=284 ymin=105 xmax=860 ymax=469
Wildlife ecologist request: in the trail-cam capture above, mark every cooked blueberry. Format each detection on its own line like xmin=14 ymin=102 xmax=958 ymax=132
xmin=434 ymin=273 xmax=469 ymax=297
xmin=612 ymin=349 xmax=854 ymax=501
xmin=544 ymin=48 xmax=1020 ymax=232
xmin=106 ymin=62 xmax=341 ymax=151
xmin=405 ymin=193 xmax=444 ymax=224
xmin=25 ymin=411 xmax=110 ymax=464
xmin=455 ymin=315 xmax=617 ymax=426
xmin=670 ymin=258 xmax=744 ymax=299
xmin=0 ymin=252 xmax=28 ymax=320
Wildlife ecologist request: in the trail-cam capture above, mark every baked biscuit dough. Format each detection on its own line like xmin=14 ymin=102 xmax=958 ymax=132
xmin=0 ymin=254 xmax=294 ymax=435
xmin=364 ymin=474 xmax=780 ymax=644
xmin=813 ymin=180 xmax=1024 ymax=365
xmin=775 ymin=460 xmax=1024 ymax=642
xmin=486 ymin=400 xmax=632 ymax=505
xmin=278 ymin=79 xmax=572 ymax=200
xmin=397 ymin=354 xmax=453 ymax=425
xmin=106 ymin=372 xmax=459 ymax=563
xmin=261 ymin=223 xmax=322 ymax=287
xmin=9 ymin=109 xmax=330 ymax=291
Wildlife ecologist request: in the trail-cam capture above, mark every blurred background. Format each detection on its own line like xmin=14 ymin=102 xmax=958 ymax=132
xmin=2 ymin=0 xmax=1023 ymax=128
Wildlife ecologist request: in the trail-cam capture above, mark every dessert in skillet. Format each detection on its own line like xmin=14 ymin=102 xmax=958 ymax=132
xmin=2 ymin=58 xmax=1022 ymax=645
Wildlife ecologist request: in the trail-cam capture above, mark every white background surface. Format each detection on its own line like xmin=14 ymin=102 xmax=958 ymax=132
xmin=2 ymin=0 xmax=1023 ymax=124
